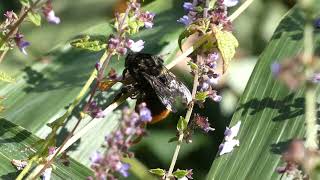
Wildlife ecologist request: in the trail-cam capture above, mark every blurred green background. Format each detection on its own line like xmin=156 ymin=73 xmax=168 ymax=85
xmin=0 ymin=0 xmax=296 ymax=179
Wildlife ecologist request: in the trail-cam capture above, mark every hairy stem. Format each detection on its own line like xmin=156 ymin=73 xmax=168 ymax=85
xmin=300 ymin=0 xmax=317 ymax=149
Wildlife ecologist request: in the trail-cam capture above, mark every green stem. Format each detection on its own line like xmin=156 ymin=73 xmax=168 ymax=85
xmin=166 ymin=67 xmax=199 ymax=179
xmin=301 ymin=0 xmax=317 ymax=149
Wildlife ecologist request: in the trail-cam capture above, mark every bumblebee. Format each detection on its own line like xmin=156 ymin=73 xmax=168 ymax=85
xmin=121 ymin=52 xmax=192 ymax=123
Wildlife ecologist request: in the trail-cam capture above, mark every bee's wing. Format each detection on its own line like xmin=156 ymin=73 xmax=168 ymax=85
xmin=142 ymin=69 xmax=191 ymax=112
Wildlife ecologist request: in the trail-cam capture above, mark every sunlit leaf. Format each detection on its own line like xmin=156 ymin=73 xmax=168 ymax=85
xmin=27 ymin=11 xmax=41 ymax=26
xmin=214 ymin=28 xmax=239 ymax=73
xmin=207 ymin=7 xmax=320 ymax=180
xmin=0 ymin=72 xmax=15 ymax=83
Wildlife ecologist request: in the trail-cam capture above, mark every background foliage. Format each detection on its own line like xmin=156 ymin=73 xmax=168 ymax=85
xmin=1 ymin=0 xmax=314 ymax=179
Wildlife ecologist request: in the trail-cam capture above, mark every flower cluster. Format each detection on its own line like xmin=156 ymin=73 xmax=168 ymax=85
xmin=276 ymin=140 xmax=320 ymax=179
xmin=107 ymin=1 xmax=155 ymax=56
xmin=86 ymin=101 xmax=105 ymax=118
xmin=271 ymin=55 xmax=320 ymax=90
xmin=0 ymin=0 xmax=60 ymax=55
xmin=89 ymin=103 xmax=152 ymax=179
xmin=195 ymin=52 xmax=223 ymax=103
xmin=219 ymin=121 xmax=241 ymax=155
xmin=108 ymin=37 xmax=145 ymax=55
xmin=182 ymin=114 xmax=215 ymax=143
xmin=14 ymin=33 xmax=30 ymax=55
xmin=178 ymin=0 xmax=238 ymax=29
xmin=42 ymin=0 xmax=61 ymax=24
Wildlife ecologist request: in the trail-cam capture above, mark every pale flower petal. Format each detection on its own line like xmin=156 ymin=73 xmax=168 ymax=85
xmin=224 ymin=121 xmax=241 ymax=141
xmin=223 ymin=0 xmax=239 ymax=7
xmin=219 ymin=139 xmax=239 ymax=155
xmin=128 ymin=40 xmax=145 ymax=52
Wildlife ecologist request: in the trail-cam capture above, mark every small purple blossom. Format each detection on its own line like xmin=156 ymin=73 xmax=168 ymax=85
xmin=118 ymin=163 xmax=130 ymax=177
xmin=42 ymin=0 xmax=61 ymax=24
xmin=14 ymin=33 xmax=30 ymax=55
xmin=95 ymin=62 xmax=101 ymax=71
xmin=183 ymin=2 xmax=194 ymax=12
xmin=177 ymin=15 xmax=193 ymax=26
xmin=271 ymin=63 xmax=281 ymax=76
xmin=88 ymin=101 xmax=105 ymax=118
xmin=314 ymin=18 xmax=320 ymax=29
xmin=193 ymin=114 xmax=215 ymax=133
xmin=208 ymin=75 xmax=220 ymax=86
xmin=90 ymin=151 xmax=103 ymax=164
xmin=139 ymin=11 xmax=155 ymax=29
xmin=208 ymin=52 xmax=219 ymax=62
xmin=48 ymin=146 xmax=56 ymax=155
xmin=127 ymin=39 xmax=145 ymax=52
xmin=223 ymin=0 xmax=240 ymax=7
xmin=311 ymin=73 xmax=320 ymax=83
xmin=90 ymin=103 xmax=151 ymax=179
xmin=138 ymin=103 xmax=152 ymax=122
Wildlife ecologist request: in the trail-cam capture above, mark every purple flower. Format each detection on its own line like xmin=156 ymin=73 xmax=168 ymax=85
xmin=200 ymin=82 xmax=209 ymax=91
xmin=314 ymin=18 xmax=320 ymax=29
xmin=118 ymin=163 xmax=130 ymax=177
xmin=88 ymin=101 xmax=105 ymax=118
xmin=311 ymin=73 xmax=320 ymax=83
xmin=208 ymin=52 xmax=219 ymax=62
xmin=138 ymin=103 xmax=152 ymax=122
xmin=223 ymin=0 xmax=239 ymax=7
xmin=95 ymin=62 xmax=101 ymax=71
xmin=186 ymin=169 xmax=193 ymax=179
xmin=207 ymin=75 xmax=220 ymax=86
xmin=271 ymin=63 xmax=281 ymax=76
xmin=212 ymin=94 xmax=222 ymax=102
xmin=183 ymin=2 xmax=194 ymax=12
xmin=48 ymin=146 xmax=56 ymax=155
xmin=42 ymin=0 xmax=61 ymax=24
xmin=177 ymin=15 xmax=192 ymax=26
xmin=45 ymin=10 xmax=61 ymax=24
xmin=193 ymin=114 xmax=215 ymax=133
xmin=139 ymin=11 xmax=155 ymax=29
xmin=127 ymin=39 xmax=145 ymax=52
xmin=90 ymin=151 xmax=103 ymax=164
xmin=14 ymin=33 xmax=30 ymax=55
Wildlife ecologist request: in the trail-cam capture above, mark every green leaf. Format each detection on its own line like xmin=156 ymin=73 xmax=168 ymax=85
xmin=187 ymin=61 xmax=198 ymax=70
xmin=177 ymin=116 xmax=187 ymax=132
xmin=172 ymin=169 xmax=189 ymax=178
xmin=70 ymin=35 xmax=107 ymax=52
xmin=149 ymin=168 xmax=166 ymax=176
xmin=27 ymin=12 xmax=41 ymax=26
xmin=19 ymin=0 xmax=30 ymax=7
xmin=0 ymin=118 xmax=92 ymax=179
xmin=214 ymin=28 xmax=239 ymax=73
xmin=207 ymin=7 xmax=319 ymax=180
xmin=0 ymin=72 xmax=15 ymax=83
xmin=0 ymin=0 xmax=185 ymax=178
xmin=195 ymin=91 xmax=208 ymax=102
